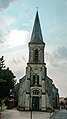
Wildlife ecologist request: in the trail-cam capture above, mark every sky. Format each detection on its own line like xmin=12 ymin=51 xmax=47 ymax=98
xmin=0 ymin=0 xmax=67 ymax=97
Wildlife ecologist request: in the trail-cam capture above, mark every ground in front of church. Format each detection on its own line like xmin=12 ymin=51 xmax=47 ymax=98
xmin=1 ymin=108 xmax=52 ymax=119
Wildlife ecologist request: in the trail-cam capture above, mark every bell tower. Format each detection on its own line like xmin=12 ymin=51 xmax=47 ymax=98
xmin=28 ymin=11 xmax=45 ymax=64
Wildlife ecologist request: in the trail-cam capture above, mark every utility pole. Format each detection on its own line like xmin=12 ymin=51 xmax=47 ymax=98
xmin=30 ymin=90 xmax=32 ymax=119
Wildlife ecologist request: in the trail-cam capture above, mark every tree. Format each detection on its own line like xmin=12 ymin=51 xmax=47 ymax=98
xmin=0 ymin=56 xmax=6 ymax=83
xmin=0 ymin=56 xmax=16 ymax=98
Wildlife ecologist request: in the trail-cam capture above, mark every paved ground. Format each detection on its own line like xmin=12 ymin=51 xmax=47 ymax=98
xmin=50 ymin=109 xmax=67 ymax=119
xmin=1 ymin=108 xmax=52 ymax=119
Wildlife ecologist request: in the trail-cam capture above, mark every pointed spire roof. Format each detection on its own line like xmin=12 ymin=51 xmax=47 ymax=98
xmin=30 ymin=11 xmax=44 ymax=44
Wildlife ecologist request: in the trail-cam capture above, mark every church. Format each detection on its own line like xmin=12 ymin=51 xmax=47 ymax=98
xmin=18 ymin=11 xmax=59 ymax=111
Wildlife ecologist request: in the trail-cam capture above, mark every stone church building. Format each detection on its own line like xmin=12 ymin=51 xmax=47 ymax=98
xmin=18 ymin=11 xmax=59 ymax=111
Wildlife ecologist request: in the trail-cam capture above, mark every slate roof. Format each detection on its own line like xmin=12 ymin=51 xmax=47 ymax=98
xmin=30 ymin=11 xmax=44 ymax=44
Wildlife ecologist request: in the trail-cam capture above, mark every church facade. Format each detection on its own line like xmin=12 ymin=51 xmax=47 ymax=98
xmin=18 ymin=11 xmax=59 ymax=111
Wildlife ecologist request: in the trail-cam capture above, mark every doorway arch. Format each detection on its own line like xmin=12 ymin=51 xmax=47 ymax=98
xmin=32 ymin=96 xmax=39 ymax=111
xmin=31 ymin=89 xmax=41 ymax=111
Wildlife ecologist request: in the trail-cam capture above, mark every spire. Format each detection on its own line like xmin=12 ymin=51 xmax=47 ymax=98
xmin=30 ymin=11 xmax=43 ymax=43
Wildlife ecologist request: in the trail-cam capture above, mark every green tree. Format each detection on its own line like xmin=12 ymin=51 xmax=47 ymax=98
xmin=0 ymin=56 xmax=5 ymax=69
xmin=0 ymin=56 xmax=6 ymax=83
xmin=0 ymin=56 xmax=16 ymax=98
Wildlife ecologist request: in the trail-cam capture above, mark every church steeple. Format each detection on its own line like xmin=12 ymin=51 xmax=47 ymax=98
xmin=30 ymin=11 xmax=43 ymax=43
xmin=28 ymin=11 xmax=45 ymax=64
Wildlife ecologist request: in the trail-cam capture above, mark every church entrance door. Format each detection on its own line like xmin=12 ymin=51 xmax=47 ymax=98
xmin=32 ymin=97 xmax=39 ymax=111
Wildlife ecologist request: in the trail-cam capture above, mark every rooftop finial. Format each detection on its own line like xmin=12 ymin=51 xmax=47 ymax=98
xmin=36 ymin=6 xmax=38 ymax=12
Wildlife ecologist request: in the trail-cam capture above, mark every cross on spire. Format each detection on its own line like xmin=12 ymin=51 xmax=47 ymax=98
xmin=36 ymin=7 xmax=38 ymax=11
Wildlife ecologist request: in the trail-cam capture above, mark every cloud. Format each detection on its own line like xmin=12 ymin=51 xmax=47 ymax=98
xmin=0 ymin=16 xmax=15 ymax=46
xmin=7 ymin=29 xmax=30 ymax=48
xmin=13 ymin=59 xmax=17 ymax=64
xmin=0 ymin=29 xmax=30 ymax=49
xmin=0 ymin=0 xmax=18 ymax=11
xmin=6 ymin=53 xmax=27 ymax=81
xmin=46 ymin=46 xmax=67 ymax=68
xmin=0 ymin=30 xmax=8 ymax=47
xmin=22 ymin=56 xmax=27 ymax=62
xmin=0 ymin=16 xmax=15 ymax=29
xmin=46 ymin=46 xmax=67 ymax=96
xmin=54 ymin=47 xmax=67 ymax=59
xmin=12 ymin=55 xmax=27 ymax=66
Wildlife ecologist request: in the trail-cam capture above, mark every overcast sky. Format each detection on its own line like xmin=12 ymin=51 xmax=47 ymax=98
xmin=0 ymin=0 xmax=67 ymax=97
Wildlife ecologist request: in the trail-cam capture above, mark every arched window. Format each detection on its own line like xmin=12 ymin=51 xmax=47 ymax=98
xmin=32 ymin=75 xmax=39 ymax=86
xmin=33 ymin=75 xmax=35 ymax=85
xmin=34 ymin=49 xmax=38 ymax=62
xmin=37 ymin=75 xmax=39 ymax=85
xmin=33 ymin=90 xmax=39 ymax=95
